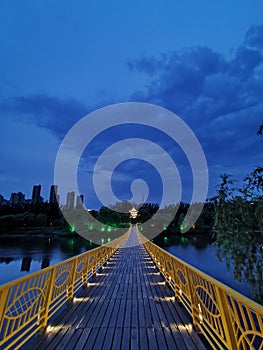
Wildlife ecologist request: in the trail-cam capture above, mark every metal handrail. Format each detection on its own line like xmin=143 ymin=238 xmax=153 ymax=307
xmin=138 ymin=229 xmax=263 ymax=350
xmin=0 ymin=229 xmax=130 ymax=350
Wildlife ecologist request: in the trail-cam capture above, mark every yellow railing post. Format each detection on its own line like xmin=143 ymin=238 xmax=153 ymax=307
xmin=0 ymin=289 xmax=9 ymax=332
xmin=40 ymin=267 xmax=56 ymax=332
xmin=92 ymin=263 xmax=96 ymax=276
xmin=82 ymin=254 xmax=89 ymax=287
xmin=67 ymin=259 xmax=78 ymax=302
xmin=184 ymin=268 xmax=202 ymax=332
xmin=215 ymin=287 xmax=238 ymax=350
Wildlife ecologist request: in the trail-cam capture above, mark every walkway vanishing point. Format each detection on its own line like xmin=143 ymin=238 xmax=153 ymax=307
xmin=29 ymin=227 xmax=206 ymax=350
xmin=0 ymin=226 xmax=262 ymax=350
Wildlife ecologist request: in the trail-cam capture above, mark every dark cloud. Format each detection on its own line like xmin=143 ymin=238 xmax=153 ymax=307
xmin=2 ymin=25 xmax=262 ymax=145
xmin=127 ymin=54 xmax=165 ymax=76
xmin=127 ymin=25 xmax=263 ymax=191
xmin=0 ymin=94 xmax=89 ymax=138
xmin=128 ymin=25 xmax=263 ymax=127
xmin=244 ymin=25 xmax=263 ymax=50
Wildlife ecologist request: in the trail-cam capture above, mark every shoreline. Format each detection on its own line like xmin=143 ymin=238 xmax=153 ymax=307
xmin=0 ymin=227 xmax=78 ymax=238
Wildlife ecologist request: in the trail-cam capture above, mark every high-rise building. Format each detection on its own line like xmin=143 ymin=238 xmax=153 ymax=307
xmin=66 ymin=191 xmax=75 ymax=209
xmin=0 ymin=194 xmax=4 ymax=205
xmin=9 ymin=192 xmax=25 ymax=205
xmin=32 ymin=185 xmax=41 ymax=203
xmin=76 ymin=194 xmax=84 ymax=208
xmin=49 ymin=185 xmax=59 ymax=204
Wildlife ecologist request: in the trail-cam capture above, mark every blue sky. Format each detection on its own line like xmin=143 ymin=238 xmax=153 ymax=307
xmin=0 ymin=0 xmax=263 ymax=208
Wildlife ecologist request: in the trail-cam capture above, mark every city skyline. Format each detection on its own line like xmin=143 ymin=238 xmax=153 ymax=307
xmin=0 ymin=183 xmax=84 ymax=208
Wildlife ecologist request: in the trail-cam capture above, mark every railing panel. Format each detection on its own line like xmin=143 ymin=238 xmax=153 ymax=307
xmin=0 ymin=270 xmax=51 ymax=349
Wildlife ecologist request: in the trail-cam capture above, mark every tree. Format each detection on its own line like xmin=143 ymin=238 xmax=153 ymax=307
xmin=257 ymin=125 xmax=263 ymax=136
xmin=212 ymin=173 xmax=263 ymax=303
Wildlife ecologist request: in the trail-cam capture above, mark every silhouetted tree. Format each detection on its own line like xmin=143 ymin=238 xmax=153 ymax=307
xmin=257 ymin=124 xmax=263 ymax=136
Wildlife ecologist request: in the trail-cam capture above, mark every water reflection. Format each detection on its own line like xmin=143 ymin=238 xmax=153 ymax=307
xmin=154 ymin=232 xmax=213 ymax=250
xmin=156 ymin=232 xmax=253 ymax=300
xmin=41 ymin=257 xmax=50 ymax=269
xmin=0 ymin=235 xmax=97 ymax=285
xmin=21 ymin=257 xmax=32 ymax=271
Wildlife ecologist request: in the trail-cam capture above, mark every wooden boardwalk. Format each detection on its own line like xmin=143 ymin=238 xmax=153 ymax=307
xmin=29 ymin=227 xmax=207 ymax=350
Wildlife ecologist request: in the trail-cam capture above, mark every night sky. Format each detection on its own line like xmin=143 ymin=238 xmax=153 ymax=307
xmin=1 ymin=1 xmax=263 ymax=208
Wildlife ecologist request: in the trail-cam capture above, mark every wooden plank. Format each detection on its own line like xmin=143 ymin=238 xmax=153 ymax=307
xmin=155 ymin=326 xmax=169 ymax=350
xmin=30 ymin=327 xmax=67 ymax=350
xmin=139 ymin=327 xmax=148 ymax=350
xmin=124 ymin=299 xmax=132 ymax=327
xmin=83 ymin=327 xmax=100 ymax=349
xmin=143 ymin=298 xmax=153 ymax=327
xmin=170 ymin=324 xmax=190 ymax=350
xmin=131 ymin=299 xmax=138 ymax=327
xmin=148 ymin=298 xmax=162 ymax=327
xmin=137 ymin=298 xmax=146 ymax=327
xmin=155 ymin=299 xmax=170 ymax=328
xmin=92 ymin=327 xmax=107 ymax=349
xmin=101 ymin=327 xmax=116 ymax=350
xmin=110 ymin=327 xmax=123 ymax=350
xmin=84 ymin=298 xmax=107 ymax=328
xmin=146 ymin=327 xmax=158 ymax=350
xmin=116 ymin=298 xmax=126 ymax=327
xmin=162 ymin=326 xmax=180 ymax=350
xmin=102 ymin=298 xmax=118 ymax=328
xmin=121 ymin=326 xmax=131 ymax=350
xmin=50 ymin=327 xmax=75 ymax=350
xmin=170 ymin=302 xmax=207 ymax=350
xmin=74 ymin=297 xmax=100 ymax=328
xmin=131 ymin=327 xmax=139 ymax=350
xmin=60 ymin=328 xmax=83 ymax=350
xmin=73 ymin=328 xmax=92 ymax=350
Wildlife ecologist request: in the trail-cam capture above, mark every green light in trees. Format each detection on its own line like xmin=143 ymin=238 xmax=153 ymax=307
xmin=101 ymin=227 xmax=105 ymax=232
xmin=69 ymin=225 xmax=75 ymax=233
xmin=101 ymin=238 xmax=104 ymax=244
xmin=164 ymin=236 xmax=168 ymax=242
xmin=68 ymin=238 xmax=74 ymax=246
xmin=108 ymin=238 xmax=111 ymax=242
xmin=163 ymin=226 xmax=167 ymax=230
xmin=180 ymin=237 xmax=189 ymax=246
xmin=87 ymin=223 xmax=94 ymax=230
xmin=107 ymin=226 xmax=112 ymax=232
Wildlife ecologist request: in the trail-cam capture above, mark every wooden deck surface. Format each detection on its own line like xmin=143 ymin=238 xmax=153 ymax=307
xmin=29 ymin=227 xmax=207 ymax=350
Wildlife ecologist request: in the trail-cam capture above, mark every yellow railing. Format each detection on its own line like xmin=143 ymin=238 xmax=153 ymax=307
xmin=0 ymin=230 xmax=129 ymax=350
xmin=138 ymin=230 xmax=263 ymax=350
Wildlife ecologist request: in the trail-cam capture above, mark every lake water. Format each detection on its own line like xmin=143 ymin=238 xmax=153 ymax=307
xmin=0 ymin=233 xmax=252 ymax=300
xmin=0 ymin=234 xmax=96 ymax=285
xmin=159 ymin=235 xmax=252 ymax=299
